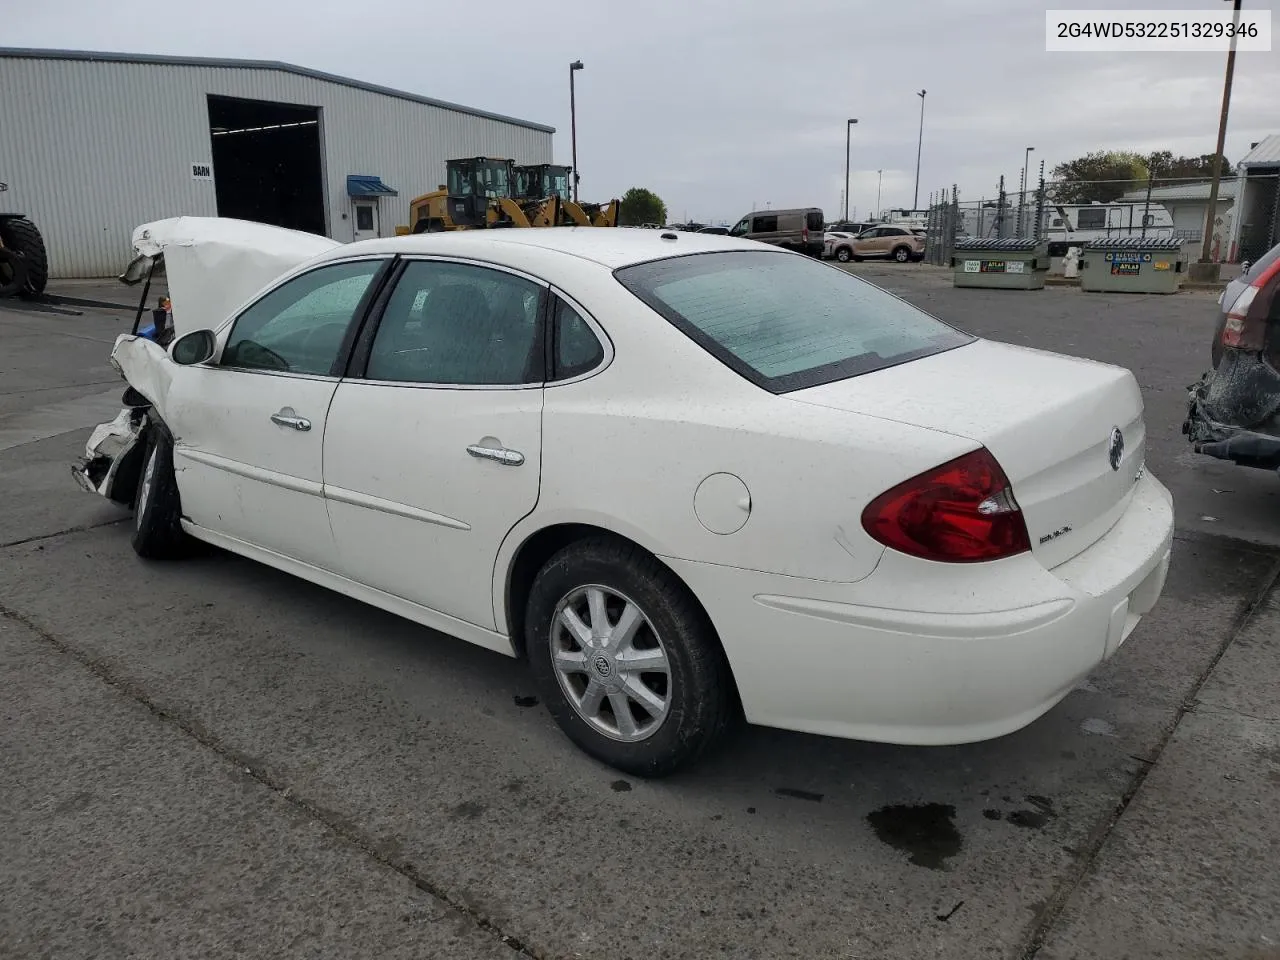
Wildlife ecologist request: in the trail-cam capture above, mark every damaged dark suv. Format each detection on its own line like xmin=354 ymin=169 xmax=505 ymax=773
xmin=1184 ymin=241 xmax=1280 ymax=469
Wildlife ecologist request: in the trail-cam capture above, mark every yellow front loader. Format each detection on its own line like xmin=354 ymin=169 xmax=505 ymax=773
xmin=396 ymin=158 xmax=618 ymax=234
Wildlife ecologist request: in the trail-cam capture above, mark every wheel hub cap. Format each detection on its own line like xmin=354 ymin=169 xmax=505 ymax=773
xmin=549 ymin=585 xmax=672 ymax=743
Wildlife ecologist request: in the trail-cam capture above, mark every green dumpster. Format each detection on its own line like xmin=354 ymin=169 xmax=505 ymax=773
xmin=1080 ymin=237 xmax=1184 ymax=294
xmin=952 ymin=238 xmax=1050 ymax=290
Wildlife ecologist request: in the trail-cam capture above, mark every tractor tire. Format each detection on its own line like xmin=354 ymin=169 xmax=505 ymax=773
xmin=0 ymin=247 xmax=28 ymax=298
xmin=0 ymin=217 xmax=49 ymax=298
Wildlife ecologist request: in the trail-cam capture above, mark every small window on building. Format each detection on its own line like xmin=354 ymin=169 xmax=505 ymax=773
xmin=1077 ymin=208 xmax=1106 ymax=230
xmin=355 ymin=205 xmax=374 ymax=232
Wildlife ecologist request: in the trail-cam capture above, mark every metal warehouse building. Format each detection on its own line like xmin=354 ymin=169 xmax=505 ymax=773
xmin=0 ymin=48 xmax=554 ymax=277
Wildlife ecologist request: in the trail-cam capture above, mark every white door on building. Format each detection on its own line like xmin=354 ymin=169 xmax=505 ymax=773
xmin=353 ymin=201 xmax=380 ymax=241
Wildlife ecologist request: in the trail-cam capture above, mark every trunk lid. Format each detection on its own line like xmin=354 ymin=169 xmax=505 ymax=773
xmin=789 ymin=339 xmax=1146 ymax=569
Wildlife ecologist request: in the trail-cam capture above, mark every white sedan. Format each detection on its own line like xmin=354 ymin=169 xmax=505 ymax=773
xmin=77 ymin=218 xmax=1174 ymax=777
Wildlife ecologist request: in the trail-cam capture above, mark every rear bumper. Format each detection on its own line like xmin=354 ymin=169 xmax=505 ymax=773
xmin=1184 ymin=362 xmax=1280 ymax=470
xmin=664 ymin=471 xmax=1173 ymax=745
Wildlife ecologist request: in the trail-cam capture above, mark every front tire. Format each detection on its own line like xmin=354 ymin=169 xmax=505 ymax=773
xmin=835 ymin=246 xmax=853 ymax=263
xmin=131 ymin=426 xmax=190 ymax=560
xmin=525 ymin=536 xmax=736 ymax=777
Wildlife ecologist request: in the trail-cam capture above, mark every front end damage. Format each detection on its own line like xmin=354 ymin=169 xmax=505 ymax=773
xmin=72 ymin=335 xmax=175 ymax=505
xmin=1184 ymin=351 xmax=1280 ymax=471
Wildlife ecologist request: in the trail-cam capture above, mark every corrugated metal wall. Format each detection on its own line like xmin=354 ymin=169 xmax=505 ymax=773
xmin=0 ymin=56 xmax=553 ymax=277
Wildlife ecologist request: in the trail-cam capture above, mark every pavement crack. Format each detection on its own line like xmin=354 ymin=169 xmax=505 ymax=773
xmin=1015 ymin=555 xmax=1280 ymax=960
xmin=0 ymin=600 xmax=542 ymax=959
xmin=0 ymin=518 xmax=129 ymax=550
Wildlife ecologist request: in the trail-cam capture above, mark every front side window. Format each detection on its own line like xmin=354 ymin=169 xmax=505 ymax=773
xmin=222 ymin=259 xmax=383 ymax=375
xmin=365 ymin=260 xmax=544 ymax=385
xmin=616 ymin=251 xmax=972 ymax=393
xmin=729 ymin=219 xmax=749 ymax=236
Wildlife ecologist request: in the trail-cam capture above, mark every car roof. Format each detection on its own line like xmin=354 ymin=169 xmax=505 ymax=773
xmin=326 ymin=226 xmax=771 ymax=270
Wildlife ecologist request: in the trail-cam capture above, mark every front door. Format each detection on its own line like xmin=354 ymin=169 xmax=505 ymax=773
xmin=323 ymin=257 xmax=546 ymax=630
xmin=353 ymin=201 xmax=379 ymax=241
xmin=168 ymin=257 xmax=387 ymax=568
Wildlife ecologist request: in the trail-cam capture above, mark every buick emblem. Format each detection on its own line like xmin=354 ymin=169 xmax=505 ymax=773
xmin=592 ymin=655 xmax=613 ymax=679
xmin=1107 ymin=427 xmax=1124 ymax=471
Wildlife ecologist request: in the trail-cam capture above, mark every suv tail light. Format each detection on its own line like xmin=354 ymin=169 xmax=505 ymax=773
xmin=1222 ymin=257 xmax=1280 ymax=351
xmin=861 ymin=448 xmax=1031 ymax=563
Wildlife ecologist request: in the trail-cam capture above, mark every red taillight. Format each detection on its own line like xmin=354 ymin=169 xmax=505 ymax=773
xmin=802 ymin=226 xmax=810 ymax=242
xmin=861 ymin=448 xmax=1031 ymax=563
xmin=1222 ymin=259 xmax=1280 ymax=351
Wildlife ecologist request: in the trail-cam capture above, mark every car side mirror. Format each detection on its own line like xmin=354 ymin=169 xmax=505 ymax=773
xmin=171 ymin=329 xmax=217 ymax=365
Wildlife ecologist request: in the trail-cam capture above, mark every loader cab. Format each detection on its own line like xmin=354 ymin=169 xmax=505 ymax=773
xmin=513 ymin=164 xmax=572 ymax=202
xmin=445 ymin=157 xmax=514 ymax=227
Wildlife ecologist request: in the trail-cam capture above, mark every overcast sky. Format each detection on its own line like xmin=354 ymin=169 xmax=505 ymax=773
xmin=8 ymin=0 xmax=1278 ymax=224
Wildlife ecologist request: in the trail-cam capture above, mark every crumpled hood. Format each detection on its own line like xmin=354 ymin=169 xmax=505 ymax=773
xmin=122 ymin=217 xmax=341 ymax=337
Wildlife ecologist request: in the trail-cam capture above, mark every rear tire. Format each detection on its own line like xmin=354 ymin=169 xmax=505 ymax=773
xmin=892 ymin=245 xmax=911 ymax=263
xmin=0 ymin=217 xmax=49 ymax=298
xmin=525 ymin=536 xmax=737 ymax=777
xmin=131 ymin=426 xmax=190 ymax=560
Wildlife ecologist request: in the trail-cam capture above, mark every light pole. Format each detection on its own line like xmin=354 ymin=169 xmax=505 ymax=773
xmin=569 ymin=60 xmax=584 ymax=203
xmin=913 ymin=90 xmax=926 ymax=209
xmin=1021 ymin=146 xmax=1035 ymax=234
xmin=1199 ymin=0 xmax=1243 ymax=268
xmin=844 ymin=118 xmax=858 ymax=221
xmin=876 ymin=170 xmax=883 ymax=219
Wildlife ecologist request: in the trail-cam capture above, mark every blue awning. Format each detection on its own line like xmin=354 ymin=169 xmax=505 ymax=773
xmin=346 ymin=174 xmax=398 ymax=197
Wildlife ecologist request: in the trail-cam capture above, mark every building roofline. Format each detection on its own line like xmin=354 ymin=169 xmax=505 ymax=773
xmin=0 ymin=46 xmax=556 ymax=134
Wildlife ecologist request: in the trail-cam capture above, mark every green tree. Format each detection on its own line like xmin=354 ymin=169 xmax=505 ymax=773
xmin=620 ymin=187 xmax=667 ymax=227
xmin=1049 ymin=151 xmax=1150 ymax=204
xmin=1146 ymin=150 xmax=1232 ymax=186
xmin=1050 ymin=150 xmax=1232 ymax=204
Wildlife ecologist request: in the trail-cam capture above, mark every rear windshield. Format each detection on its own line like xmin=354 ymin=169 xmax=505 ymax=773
xmin=805 ymin=211 xmax=825 ymax=231
xmin=615 ymin=250 xmax=973 ymax=393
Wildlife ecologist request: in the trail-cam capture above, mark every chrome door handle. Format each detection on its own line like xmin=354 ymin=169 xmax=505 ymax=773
xmin=466 ymin=443 xmax=524 ymax=466
xmin=270 ymin=409 xmax=311 ymax=432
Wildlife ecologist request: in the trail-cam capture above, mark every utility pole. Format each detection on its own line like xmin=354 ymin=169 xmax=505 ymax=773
xmin=913 ymin=90 xmax=926 ymax=209
xmin=1021 ymin=146 xmax=1035 ymax=235
xmin=569 ymin=60 xmax=584 ymax=202
xmin=1198 ymin=0 xmax=1243 ymax=271
xmin=876 ymin=170 xmax=883 ymax=220
xmin=844 ymin=118 xmax=858 ymax=221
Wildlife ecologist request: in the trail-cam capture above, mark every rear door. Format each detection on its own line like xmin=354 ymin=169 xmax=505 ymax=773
xmin=322 ymin=257 xmax=546 ymax=631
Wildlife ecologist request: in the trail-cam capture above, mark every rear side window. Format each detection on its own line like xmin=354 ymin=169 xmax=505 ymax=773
xmin=616 ymin=251 xmax=972 ymax=393
xmin=806 ymin=211 xmax=824 ymax=231
xmin=752 ymin=215 xmax=778 ymax=232
xmin=552 ymin=298 xmax=604 ymax=380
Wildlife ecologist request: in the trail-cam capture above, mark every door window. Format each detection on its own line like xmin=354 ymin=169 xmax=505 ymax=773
xmin=752 ymin=215 xmax=778 ymax=232
xmin=365 ymin=260 xmax=545 ymax=385
xmin=729 ymin=219 xmax=749 ymax=236
xmin=551 ymin=298 xmax=605 ymax=381
xmin=355 ymin=205 xmax=374 ymax=232
xmin=222 ymin=260 xmax=384 ymax=376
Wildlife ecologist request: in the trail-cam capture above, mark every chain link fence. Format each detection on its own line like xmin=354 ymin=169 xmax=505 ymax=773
xmin=921 ymin=169 xmax=1279 ymax=268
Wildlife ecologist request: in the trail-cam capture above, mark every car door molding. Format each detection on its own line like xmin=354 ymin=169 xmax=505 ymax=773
xmin=322 ymin=482 xmax=472 ymax=530
xmin=176 ymin=447 xmax=324 ymax=498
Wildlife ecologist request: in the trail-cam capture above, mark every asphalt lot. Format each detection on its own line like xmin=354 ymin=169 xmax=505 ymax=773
xmin=3 ymin=269 xmax=1279 ymax=960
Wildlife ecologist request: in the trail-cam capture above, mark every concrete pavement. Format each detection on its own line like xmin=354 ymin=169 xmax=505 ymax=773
xmin=2 ymin=274 xmax=1279 ymax=960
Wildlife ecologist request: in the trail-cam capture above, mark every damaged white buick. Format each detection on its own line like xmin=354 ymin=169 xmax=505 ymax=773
xmin=76 ymin=217 xmax=1174 ymax=776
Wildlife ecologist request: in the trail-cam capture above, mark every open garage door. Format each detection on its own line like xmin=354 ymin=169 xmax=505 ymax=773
xmin=208 ymin=95 xmax=326 ymax=237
